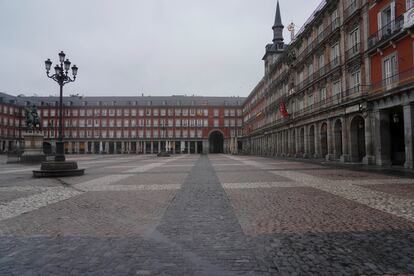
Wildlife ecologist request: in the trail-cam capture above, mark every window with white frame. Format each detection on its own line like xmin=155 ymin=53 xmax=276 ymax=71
xmin=383 ymin=53 xmax=398 ymax=84
xmin=331 ymin=43 xmax=340 ymax=65
xmin=320 ymin=87 xmax=327 ymax=101
xmin=333 ymin=80 xmax=341 ymax=95
xmin=351 ymin=70 xmax=361 ymax=88
xmin=349 ymin=28 xmax=360 ymax=51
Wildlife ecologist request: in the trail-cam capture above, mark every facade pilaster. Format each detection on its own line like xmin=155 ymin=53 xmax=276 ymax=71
xmin=403 ymin=103 xmax=414 ymax=169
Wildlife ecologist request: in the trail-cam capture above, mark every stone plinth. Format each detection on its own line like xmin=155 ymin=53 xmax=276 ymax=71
xmin=21 ymin=131 xmax=46 ymax=163
xmin=33 ymin=161 xmax=85 ymax=178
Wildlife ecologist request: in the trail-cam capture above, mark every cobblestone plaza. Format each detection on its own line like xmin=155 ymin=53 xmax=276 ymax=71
xmin=1 ymin=154 xmax=414 ymax=275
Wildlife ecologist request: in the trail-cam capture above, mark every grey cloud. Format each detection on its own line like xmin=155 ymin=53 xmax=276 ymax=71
xmin=0 ymin=0 xmax=321 ymax=97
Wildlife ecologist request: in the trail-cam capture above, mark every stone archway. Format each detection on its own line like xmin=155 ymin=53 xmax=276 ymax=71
xmin=350 ymin=116 xmax=366 ymax=162
xmin=320 ymin=122 xmax=328 ymax=158
xmin=309 ymin=125 xmax=315 ymax=156
xmin=334 ymin=119 xmax=343 ymax=159
xmin=209 ymin=130 xmax=224 ymax=154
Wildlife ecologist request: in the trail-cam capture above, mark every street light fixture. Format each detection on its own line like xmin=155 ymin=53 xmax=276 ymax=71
xmin=45 ymin=51 xmax=77 ymax=162
xmin=33 ymin=51 xmax=84 ymax=177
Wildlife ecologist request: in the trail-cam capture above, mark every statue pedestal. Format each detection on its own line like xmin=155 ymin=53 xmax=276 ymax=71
xmin=21 ymin=131 xmax=46 ymax=163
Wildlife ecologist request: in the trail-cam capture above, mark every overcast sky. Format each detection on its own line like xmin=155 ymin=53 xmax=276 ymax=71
xmin=0 ymin=0 xmax=320 ymax=98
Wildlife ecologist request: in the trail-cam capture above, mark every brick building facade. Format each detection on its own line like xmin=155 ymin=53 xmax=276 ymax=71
xmin=242 ymin=0 xmax=414 ymax=168
xmin=0 ymin=93 xmax=244 ymax=155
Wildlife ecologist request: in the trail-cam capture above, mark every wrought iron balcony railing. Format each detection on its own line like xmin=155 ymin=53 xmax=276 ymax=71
xmin=368 ymin=15 xmax=404 ymax=49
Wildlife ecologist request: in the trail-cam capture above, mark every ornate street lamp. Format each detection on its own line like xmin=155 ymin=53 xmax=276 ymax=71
xmin=33 ymin=51 xmax=84 ymax=177
xmin=45 ymin=52 xmax=78 ymax=161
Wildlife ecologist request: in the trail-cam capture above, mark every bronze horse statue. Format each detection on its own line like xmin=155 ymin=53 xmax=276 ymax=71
xmin=25 ymin=105 xmax=41 ymax=131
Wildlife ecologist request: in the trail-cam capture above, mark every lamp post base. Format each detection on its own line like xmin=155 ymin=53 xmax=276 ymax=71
xmin=55 ymin=141 xmax=66 ymax=161
xmin=33 ymin=161 xmax=84 ymax=178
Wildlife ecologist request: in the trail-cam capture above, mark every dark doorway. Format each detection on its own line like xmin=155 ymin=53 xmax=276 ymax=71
xmin=389 ymin=106 xmax=405 ymax=165
xmin=350 ymin=116 xmax=366 ymax=162
xmin=320 ymin=123 xmax=328 ymax=158
xmin=175 ymin=141 xmax=181 ymax=154
xmin=131 ymin=142 xmax=137 ymax=153
xmin=197 ymin=141 xmax=203 ymax=154
xmin=209 ymin=131 xmax=224 ymax=153
xmin=94 ymin=142 xmax=100 ymax=153
xmin=109 ymin=142 xmax=115 ymax=154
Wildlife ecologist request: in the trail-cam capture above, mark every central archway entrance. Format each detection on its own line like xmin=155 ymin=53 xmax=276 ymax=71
xmin=209 ymin=130 xmax=224 ymax=153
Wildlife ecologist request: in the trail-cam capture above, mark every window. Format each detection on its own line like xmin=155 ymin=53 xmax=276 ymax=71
xmin=320 ymin=87 xmax=327 ymax=101
xmin=349 ymin=28 xmax=360 ymax=49
xmin=331 ymin=43 xmax=340 ymax=65
xmin=308 ymin=63 xmax=313 ymax=77
xmin=408 ymin=0 xmax=414 ymax=10
xmin=214 ymin=109 xmax=219 ymax=117
xmin=331 ymin=9 xmax=339 ymax=25
xmin=204 ymin=109 xmax=209 ymax=116
xmin=333 ymin=80 xmax=341 ymax=95
xmin=308 ymin=93 xmax=314 ymax=106
xmin=383 ymin=53 xmax=398 ymax=85
xmin=351 ymin=71 xmax=361 ymax=88
xmin=318 ymin=54 xmax=325 ymax=69
xmin=214 ymin=119 xmax=219 ymax=127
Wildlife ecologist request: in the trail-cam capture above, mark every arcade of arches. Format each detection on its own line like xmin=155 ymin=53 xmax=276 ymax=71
xmin=243 ymin=104 xmax=414 ymax=169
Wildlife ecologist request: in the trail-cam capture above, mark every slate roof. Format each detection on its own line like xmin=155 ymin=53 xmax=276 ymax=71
xmin=0 ymin=92 xmax=245 ymax=107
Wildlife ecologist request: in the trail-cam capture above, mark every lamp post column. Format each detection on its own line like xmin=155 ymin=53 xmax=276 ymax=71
xmin=55 ymin=83 xmax=65 ymax=161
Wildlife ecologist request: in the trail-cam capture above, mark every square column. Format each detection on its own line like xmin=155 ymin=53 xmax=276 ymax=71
xmin=404 ymin=103 xmax=414 ymax=169
xmin=314 ymin=123 xmax=321 ymax=158
xmin=340 ymin=117 xmax=350 ymax=162
xmin=363 ymin=112 xmax=375 ymax=165
xmin=373 ymin=110 xmax=392 ymax=166
xmin=326 ymin=120 xmax=334 ymax=161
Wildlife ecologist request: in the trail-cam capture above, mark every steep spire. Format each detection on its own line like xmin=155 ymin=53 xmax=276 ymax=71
xmin=274 ymin=0 xmax=283 ymax=27
xmin=272 ymin=0 xmax=284 ymax=44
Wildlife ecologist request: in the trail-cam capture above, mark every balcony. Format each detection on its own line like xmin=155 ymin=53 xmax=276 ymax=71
xmin=344 ymin=0 xmax=360 ymax=22
xmin=294 ymin=57 xmax=341 ymax=93
xmin=291 ymin=85 xmax=367 ymax=119
xmin=370 ymin=67 xmax=414 ymax=93
xmin=294 ymin=18 xmax=341 ymax=67
xmin=368 ymin=15 xmax=405 ymax=50
xmin=345 ymin=43 xmax=362 ymax=60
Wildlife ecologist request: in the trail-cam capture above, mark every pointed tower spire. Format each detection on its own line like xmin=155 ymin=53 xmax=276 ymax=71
xmin=272 ymin=0 xmax=284 ymax=44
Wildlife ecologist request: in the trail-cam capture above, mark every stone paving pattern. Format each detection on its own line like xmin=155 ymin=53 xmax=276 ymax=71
xmin=0 ymin=154 xmax=414 ymax=275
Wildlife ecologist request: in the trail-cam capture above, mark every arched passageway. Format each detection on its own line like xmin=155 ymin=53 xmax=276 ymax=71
xmin=209 ymin=131 xmax=224 ymax=153
xmin=320 ymin=123 xmax=328 ymax=158
xmin=334 ymin=119 xmax=343 ymax=158
xmin=350 ymin=116 xmax=366 ymax=162
xmin=309 ymin=125 xmax=315 ymax=156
